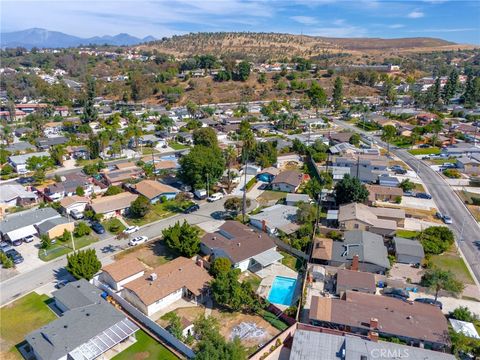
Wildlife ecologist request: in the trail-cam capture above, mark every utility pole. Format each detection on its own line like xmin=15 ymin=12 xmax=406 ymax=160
xmin=68 ymin=212 xmax=75 ymax=252
xmin=206 ymin=173 xmax=209 ymax=198
xmin=242 ymin=149 xmax=249 ymax=223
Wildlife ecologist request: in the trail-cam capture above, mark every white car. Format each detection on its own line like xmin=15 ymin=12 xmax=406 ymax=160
xmin=207 ymin=192 xmax=224 ymax=202
xmin=128 ymin=236 xmax=148 ymax=246
xmin=23 ymin=235 xmax=35 ymax=243
xmin=123 ymin=225 xmax=140 ymax=234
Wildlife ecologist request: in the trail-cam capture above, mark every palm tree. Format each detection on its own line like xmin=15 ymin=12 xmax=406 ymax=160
xmin=429 ymin=119 xmax=443 ymax=147
xmin=2 ymin=124 xmax=13 ymax=145
xmin=125 ymin=117 xmax=143 ymax=149
xmin=290 ymin=114 xmax=300 ymax=129
xmin=224 ymin=145 xmax=237 ymax=192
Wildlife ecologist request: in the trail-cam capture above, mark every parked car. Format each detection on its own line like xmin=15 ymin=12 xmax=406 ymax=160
xmin=435 ymin=211 xmax=443 ymax=219
xmin=383 ymin=288 xmax=409 ymax=300
xmin=415 ymin=192 xmax=432 ymax=199
xmin=91 ymin=222 xmax=105 ymax=234
xmin=0 ymin=241 xmax=12 ymax=254
xmin=419 ymin=144 xmax=430 ymax=148
xmin=194 ymin=189 xmax=207 ymax=200
xmin=129 ymin=236 xmax=148 ymax=246
xmin=421 ymin=156 xmax=430 ymax=160
xmin=23 ymin=235 xmax=35 ymax=243
xmin=184 ymin=203 xmax=200 ymax=214
xmin=123 ymin=225 xmax=140 ymax=234
xmin=5 ymin=249 xmax=24 ymax=264
xmin=207 ymin=192 xmax=224 ymax=202
xmin=442 ymin=215 xmax=453 ymax=224
xmin=403 ymin=191 xmax=415 ymax=197
xmin=70 ymin=209 xmax=84 ymax=220
xmin=12 ymin=238 xmax=23 ymax=246
xmin=394 ymin=168 xmax=407 ymax=175
xmin=415 ymin=298 xmax=443 ymax=309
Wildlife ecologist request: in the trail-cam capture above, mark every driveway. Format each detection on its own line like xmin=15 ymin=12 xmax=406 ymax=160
xmin=401 ymin=196 xmax=437 ymax=211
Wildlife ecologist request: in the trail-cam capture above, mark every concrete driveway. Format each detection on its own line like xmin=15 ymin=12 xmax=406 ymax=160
xmin=11 ymin=237 xmax=45 ymax=274
xmin=401 ymin=196 xmax=437 ymax=211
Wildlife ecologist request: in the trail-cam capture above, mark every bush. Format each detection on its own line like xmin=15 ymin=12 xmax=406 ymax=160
xmin=471 ymin=197 xmax=480 ymax=206
xmin=0 ymin=252 xmax=14 ymax=268
xmin=443 ymin=169 xmax=461 ymax=179
xmin=104 ymin=186 xmax=123 ymax=196
xmin=394 ymin=196 xmax=402 ymax=204
xmin=129 ymin=195 xmax=151 ymax=218
xmin=420 ymin=226 xmax=455 ymax=255
xmin=246 ymin=177 xmax=257 ymax=191
xmin=326 ymin=230 xmax=342 ymax=241
xmin=66 ymin=249 xmax=101 ymax=280
xmin=40 ymin=234 xmax=52 ymax=249
xmin=74 ymin=222 xmax=91 ymax=237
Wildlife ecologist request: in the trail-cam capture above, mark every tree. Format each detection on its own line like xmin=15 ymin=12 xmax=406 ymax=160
xmin=74 ymin=222 xmax=91 ymax=237
xmin=66 ymin=249 xmax=101 ymax=280
xmin=210 ymin=257 xmax=232 ymax=277
xmin=258 ymin=72 xmax=267 ymax=84
xmin=450 ymin=306 xmax=477 ymax=322
xmin=334 ymin=175 xmax=369 ymax=205
xmin=399 ymin=179 xmax=414 ymax=192
xmin=382 ymin=79 xmax=397 ymax=105
xmin=381 ymin=125 xmax=397 ymax=154
xmin=224 ymin=145 xmax=237 ymax=191
xmin=442 ymin=69 xmax=458 ymax=103
xmin=26 ymin=155 xmax=55 ymax=183
xmin=166 ymin=312 xmax=183 ymax=340
xmin=236 ymin=61 xmax=251 ymax=81
xmin=178 ymin=145 xmax=225 ymax=189
xmin=104 ymin=186 xmax=123 ymax=196
xmin=349 ymin=133 xmax=360 ymax=146
xmin=75 ymin=186 xmax=85 ymax=196
xmin=332 ymin=77 xmax=344 ymax=110
xmin=239 ymin=120 xmax=256 ymax=158
xmin=296 ymin=202 xmax=316 ymax=224
xmin=462 ymin=74 xmax=480 ymax=108
xmin=129 ymin=195 xmax=151 ymax=218
xmin=162 ymin=221 xmax=200 ymax=257
xmin=82 ymin=76 xmax=97 ymax=122
xmin=307 ymin=82 xmax=327 ymax=115
xmin=50 ymin=145 xmax=66 ymax=166
xmin=224 ymin=197 xmax=251 ymax=214
xmin=193 ymin=127 xmax=218 ymax=148
xmin=421 ymin=268 xmax=464 ymax=302
xmin=420 ymin=226 xmax=454 ymax=255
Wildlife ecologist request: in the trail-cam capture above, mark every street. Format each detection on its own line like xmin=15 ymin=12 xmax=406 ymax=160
xmin=0 ymin=197 xmax=228 ymax=306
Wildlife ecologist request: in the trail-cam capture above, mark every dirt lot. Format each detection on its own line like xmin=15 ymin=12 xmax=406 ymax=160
xmin=114 ymin=240 xmax=177 ymax=269
xmin=158 ymin=306 xmax=280 ymax=353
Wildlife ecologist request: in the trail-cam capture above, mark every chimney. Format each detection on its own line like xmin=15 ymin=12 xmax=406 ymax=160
xmin=196 ymin=258 xmax=203 ymax=268
xmin=150 ymin=273 xmax=157 ymax=281
xmin=368 ymin=331 xmax=379 ymax=342
xmin=351 ymin=254 xmax=359 ymax=271
xmin=370 ymin=317 xmax=378 ymax=329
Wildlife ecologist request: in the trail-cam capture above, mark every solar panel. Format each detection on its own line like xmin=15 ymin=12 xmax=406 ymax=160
xmin=92 ymin=338 xmax=109 ymax=352
xmin=117 ymin=321 xmax=134 ymax=335
xmin=112 ymin=323 xmax=128 ymax=337
xmin=104 ymin=327 xmax=122 ymax=342
xmin=98 ymin=333 xmax=115 ymax=347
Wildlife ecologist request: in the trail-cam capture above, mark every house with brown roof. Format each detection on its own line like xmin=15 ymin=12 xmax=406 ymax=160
xmin=311 ymin=237 xmax=333 ymax=264
xmin=335 ymin=269 xmax=376 ymax=296
xmin=101 ymin=163 xmax=143 ymax=187
xmin=122 ymin=257 xmax=212 ymax=316
xmin=271 ymin=170 xmax=304 ymax=193
xmin=309 ymin=291 xmax=450 ymax=350
xmin=365 ymin=184 xmax=403 ymax=205
xmin=59 ymin=195 xmax=89 ymax=215
xmin=201 ymin=221 xmax=283 ymax=272
xmin=131 ymin=180 xmax=179 ymax=203
xmin=89 ymin=192 xmax=138 ymax=219
xmin=338 ymin=203 xmax=404 ymax=236
xmin=101 ymin=258 xmax=146 ymax=291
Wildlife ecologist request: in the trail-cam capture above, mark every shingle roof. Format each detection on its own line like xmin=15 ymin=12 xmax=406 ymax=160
xmin=394 ymin=237 xmax=425 ymax=258
xmin=123 ymin=257 xmax=212 ymax=306
xmin=36 ymin=217 xmax=70 ymax=234
xmin=271 ymin=170 xmax=303 ymax=187
xmin=0 ymin=184 xmax=37 ymax=202
xmin=0 ymin=207 xmax=60 ymax=234
xmin=9 ymin=151 xmax=50 ymax=165
xmin=133 ymin=180 xmax=179 ymax=200
xmin=59 ymin=195 xmax=89 ymax=208
xmin=338 ymin=203 xmax=398 ymax=231
xmin=90 ymin=192 xmax=138 ymax=214
xmin=201 ymin=221 xmax=277 ymax=263
xmin=336 ymin=269 xmax=376 ymax=293
xmin=52 ymin=279 xmax=103 ymax=310
xmin=102 ymin=258 xmax=146 ymax=282
xmin=249 ymin=204 xmax=299 ymax=234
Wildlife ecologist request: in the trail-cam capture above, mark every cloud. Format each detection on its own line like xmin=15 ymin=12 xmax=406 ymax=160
xmin=407 ymin=10 xmax=424 ymax=18
xmin=408 ymin=27 xmax=476 ymax=33
xmin=290 ymin=16 xmax=318 ymax=25
xmin=389 ymin=24 xmax=405 ymax=29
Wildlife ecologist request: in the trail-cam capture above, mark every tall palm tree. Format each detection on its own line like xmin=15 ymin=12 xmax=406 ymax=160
xmin=224 ymin=145 xmax=237 ymax=192
xmin=125 ymin=117 xmax=143 ymax=149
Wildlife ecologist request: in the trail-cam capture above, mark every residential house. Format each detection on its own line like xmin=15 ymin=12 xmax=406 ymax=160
xmin=43 ymin=174 xmax=92 ymax=201
xmin=331 ymin=154 xmax=389 ymax=172
xmin=131 ymin=180 xmax=179 ymax=203
xmin=311 ymin=237 xmax=333 ymax=265
xmin=365 ymin=184 xmax=403 ymax=205
xmin=443 ymin=143 xmax=480 ymax=157
xmin=53 ymin=106 xmax=69 ymax=117
xmin=122 ymin=257 xmax=212 ymax=316
xmin=0 ymin=207 xmax=61 ymax=242
xmin=0 ymin=184 xmax=37 ymax=207
xmin=338 ymin=203 xmax=404 ymax=236
xmin=9 ymin=151 xmax=50 ymax=173
xmin=59 ymin=195 xmax=89 ymax=215
xmin=416 ymin=113 xmax=438 ymax=125
xmin=271 ymin=170 xmax=304 ymax=193
xmin=101 ymin=257 xmax=146 ymax=291
xmin=102 ymin=162 xmax=143 ymax=187
xmin=328 ymin=142 xmax=357 ymax=156
xmin=276 ymin=154 xmax=303 ymax=168
xmin=36 ymin=217 xmax=75 ymax=239
xmin=289 ymin=327 xmax=455 ymax=360
xmin=335 ymin=268 xmax=376 ymax=296
xmin=250 ymin=204 xmax=299 ymax=235
xmin=329 ymin=132 xmax=354 ymax=144
xmin=394 ymin=237 xmax=425 ymax=265
xmin=66 ymin=145 xmax=90 ymax=160
xmin=36 ymin=136 xmax=69 ymax=150
xmin=378 ymin=175 xmax=400 ymax=187
xmin=456 ymin=154 xmax=480 ymax=175
xmin=6 ymin=141 xmax=35 ymax=153
xmin=0 ymin=110 xmax=27 ymax=121
xmin=26 ymin=279 xmax=139 ymax=360
xmin=327 ymin=231 xmax=390 ymax=273
xmin=309 ymin=291 xmax=450 ymax=350
xmin=90 ymin=192 xmax=138 ymax=219
xmin=285 ymin=193 xmax=312 ymax=206
xmin=201 ymin=221 xmax=283 ymax=272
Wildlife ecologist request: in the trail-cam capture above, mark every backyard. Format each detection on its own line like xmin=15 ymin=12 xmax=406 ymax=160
xmin=279 ymin=251 xmax=303 ymax=272
xmin=429 ymin=248 xmax=475 ymax=285
xmin=111 ymin=330 xmax=178 ymax=360
xmin=38 ymin=235 xmax=98 ymax=262
xmin=256 ymin=191 xmax=286 ymax=206
xmin=395 ymin=229 xmax=420 ymax=239
xmin=0 ymin=292 xmax=57 ymax=360
xmin=114 ymin=239 xmax=178 ymax=268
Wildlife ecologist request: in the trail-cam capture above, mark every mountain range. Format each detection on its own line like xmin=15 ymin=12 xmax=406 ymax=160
xmin=0 ymin=28 xmax=157 ymax=49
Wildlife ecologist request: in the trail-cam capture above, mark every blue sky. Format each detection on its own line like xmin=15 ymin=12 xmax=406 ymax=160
xmin=1 ymin=0 xmax=479 ymax=44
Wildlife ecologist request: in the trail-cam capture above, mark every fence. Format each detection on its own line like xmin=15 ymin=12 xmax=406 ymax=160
xmin=271 ymin=236 xmax=309 ymax=260
xmin=93 ymin=279 xmax=195 ymax=359
xmin=266 ymin=304 xmax=296 ymax=326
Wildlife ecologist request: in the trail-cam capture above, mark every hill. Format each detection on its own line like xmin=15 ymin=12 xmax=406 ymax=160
xmin=140 ymin=32 xmax=461 ymax=59
xmin=0 ymin=28 xmax=156 ymax=49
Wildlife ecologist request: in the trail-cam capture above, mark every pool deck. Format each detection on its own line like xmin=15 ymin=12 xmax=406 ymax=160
xmin=256 ymin=263 xmax=299 ymax=310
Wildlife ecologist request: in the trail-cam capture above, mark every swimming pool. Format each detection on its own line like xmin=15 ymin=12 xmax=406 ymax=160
xmin=267 ymin=276 xmax=296 ymax=306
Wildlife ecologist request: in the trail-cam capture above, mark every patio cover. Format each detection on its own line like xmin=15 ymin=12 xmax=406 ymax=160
xmin=253 ymin=249 xmax=283 ymax=267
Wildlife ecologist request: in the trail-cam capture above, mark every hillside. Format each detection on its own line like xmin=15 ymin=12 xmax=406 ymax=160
xmin=140 ymin=32 xmax=459 ymax=59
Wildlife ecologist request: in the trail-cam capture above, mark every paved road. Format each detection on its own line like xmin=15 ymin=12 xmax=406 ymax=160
xmin=0 ymin=198 xmax=227 ymax=306
xmin=332 ymin=119 xmax=480 ymax=285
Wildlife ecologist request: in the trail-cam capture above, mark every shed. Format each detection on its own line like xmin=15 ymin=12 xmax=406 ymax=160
xmin=394 ymin=237 xmax=424 ymax=265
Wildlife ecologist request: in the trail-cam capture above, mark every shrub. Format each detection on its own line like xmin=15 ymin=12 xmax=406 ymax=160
xmin=74 ymin=222 xmax=92 ymax=237
xmin=394 ymin=196 xmax=402 ymax=204
xmin=443 ymin=169 xmax=461 ymax=179
xmin=326 ymin=230 xmax=342 ymax=241
xmin=246 ymin=177 xmax=257 ymax=191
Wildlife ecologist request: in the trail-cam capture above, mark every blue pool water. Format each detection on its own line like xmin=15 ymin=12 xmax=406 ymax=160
xmin=268 ymin=276 xmax=296 ymax=306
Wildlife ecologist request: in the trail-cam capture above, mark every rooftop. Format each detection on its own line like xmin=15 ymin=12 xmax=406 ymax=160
xmin=90 ymin=192 xmax=138 ymax=214
xmin=394 ymin=237 xmax=425 ymax=258
xmin=132 ymin=180 xmax=179 ymax=199
xmin=0 ymin=207 xmax=60 ymax=234
xmin=271 ymin=170 xmax=303 ymax=187
xmin=336 ymin=269 xmax=376 ymax=293
xmin=52 ymin=278 xmax=103 ymax=310
xmin=102 ymin=257 xmax=146 ymax=282
xmin=249 ymin=204 xmax=299 ymax=234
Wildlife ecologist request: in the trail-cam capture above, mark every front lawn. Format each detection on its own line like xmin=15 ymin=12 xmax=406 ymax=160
xmin=114 ymin=240 xmax=178 ymax=268
xmin=430 ymin=249 xmax=475 ymax=285
xmin=111 ymin=330 xmax=178 ymax=360
xmin=280 ymin=251 xmax=303 ymax=272
xmin=0 ymin=292 xmax=56 ymax=359
xmin=408 ymin=147 xmax=441 ymax=155
xmin=102 ymin=218 xmax=126 ymax=234
xmin=169 ymin=142 xmax=189 ymax=150
xmin=38 ymin=235 xmax=98 ymax=262
xmin=256 ymin=191 xmax=286 ymax=206
xmin=395 ymin=230 xmax=420 ymax=239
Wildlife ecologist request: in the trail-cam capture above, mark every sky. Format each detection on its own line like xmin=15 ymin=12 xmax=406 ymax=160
xmin=1 ymin=0 xmax=479 ymax=44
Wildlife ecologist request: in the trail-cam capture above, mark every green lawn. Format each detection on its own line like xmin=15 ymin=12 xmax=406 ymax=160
xmin=169 ymin=142 xmax=190 ymax=150
xmin=257 ymin=191 xmax=286 ymax=205
xmin=408 ymin=147 xmax=441 ymax=155
xmin=395 ymin=230 xmax=420 ymax=239
xmin=355 ymin=121 xmax=381 ymax=132
xmin=241 ymin=272 xmax=262 ymax=292
xmin=125 ymin=199 xmax=193 ymax=226
xmin=102 ymin=218 xmax=126 ymax=234
xmin=112 ymin=330 xmax=178 ymax=360
xmin=38 ymin=235 xmax=98 ymax=262
xmin=280 ymin=251 xmax=303 ymax=272
xmin=430 ymin=251 xmax=475 ymax=285
xmin=0 ymin=292 xmax=56 ymax=359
